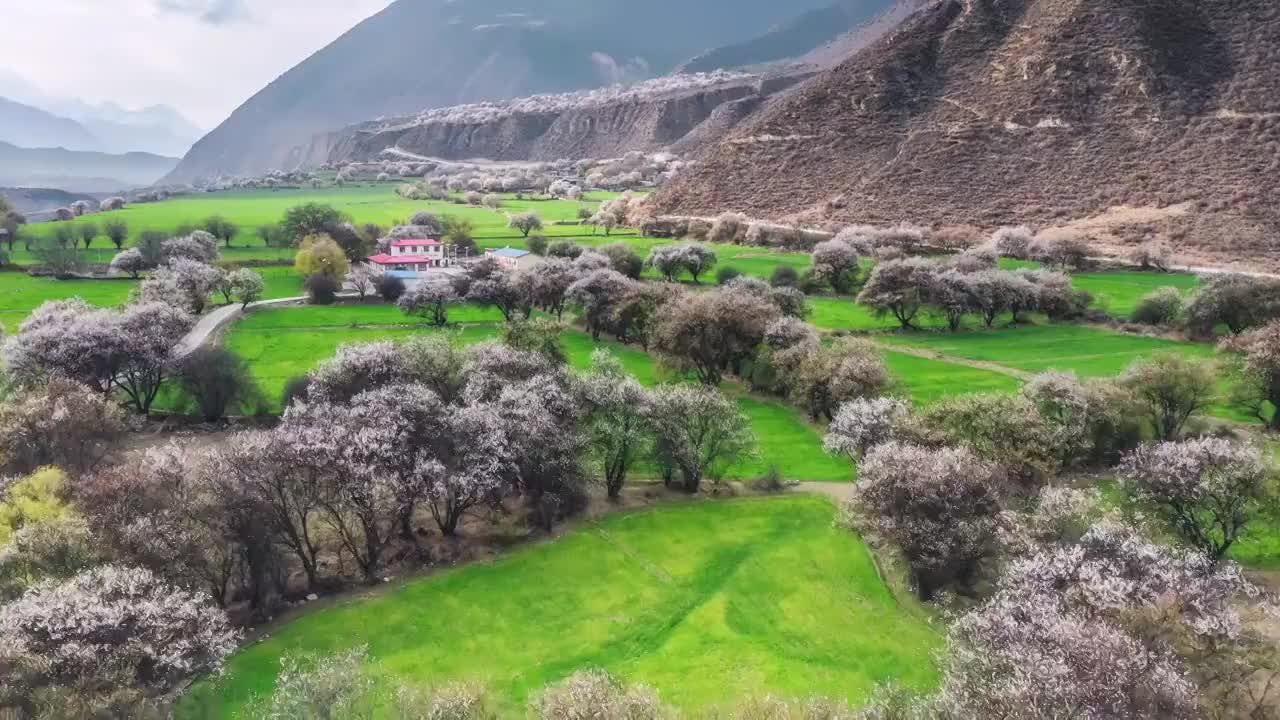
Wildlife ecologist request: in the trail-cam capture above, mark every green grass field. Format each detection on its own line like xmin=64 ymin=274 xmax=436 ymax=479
xmin=877 ymin=324 xmax=1216 ymax=378
xmin=224 ymin=306 xmax=850 ymax=482
xmin=1071 ymin=271 xmax=1201 ymax=318
xmin=0 ymin=271 xmax=136 ymax=332
xmin=883 ymin=350 xmax=1023 ymax=403
xmin=9 ymin=185 xmax=635 ymax=266
xmin=0 ymin=266 xmax=305 ymax=332
xmin=176 ymin=495 xmax=940 ymax=718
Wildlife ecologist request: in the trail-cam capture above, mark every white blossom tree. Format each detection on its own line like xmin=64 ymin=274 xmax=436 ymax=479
xmin=578 ymin=350 xmax=653 ymax=498
xmin=824 ymin=397 xmax=911 ymax=462
xmin=851 ymin=442 xmax=1004 ymax=599
xmin=138 ymin=257 xmax=223 ymax=315
xmin=648 ymin=385 xmax=754 ymax=492
xmin=109 ymin=247 xmax=147 ymax=278
xmin=0 ymin=565 xmax=238 ymax=712
xmin=811 ymin=238 xmax=861 ymax=294
xmin=227 ymin=267 xmax=265 ymax=309
xmin=398 ymin=282 xmax=458 ymax=327
xmin=508 ymin=212 xmax=543 ymax=237
xmin=1120 ymin=438 xmax=1275 ymax=560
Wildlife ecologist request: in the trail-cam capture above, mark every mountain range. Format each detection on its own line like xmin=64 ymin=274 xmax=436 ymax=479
xmin=0 ymin=141 xmax=178 ymax=193
xmin=164 ymin=0 xmax=903 ymax=183
xmin=0 ymin=70 xmax=202 ymax=157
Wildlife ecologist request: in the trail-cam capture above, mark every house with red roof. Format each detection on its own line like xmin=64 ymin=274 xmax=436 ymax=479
xmin=368 ymin=238 xmax=451 ymax=273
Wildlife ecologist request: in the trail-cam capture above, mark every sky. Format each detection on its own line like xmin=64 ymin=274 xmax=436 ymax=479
xmin=1 ymin=0 xmax=394 ymax=129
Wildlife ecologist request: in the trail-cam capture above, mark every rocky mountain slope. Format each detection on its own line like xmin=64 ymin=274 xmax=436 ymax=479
xmin=164 ymin=0 xmax=862 ymax=183
xmin=315 ymin=73 xmax=812 ymax=166
xmin=653 ymin=0 xmax=1280 ymax=267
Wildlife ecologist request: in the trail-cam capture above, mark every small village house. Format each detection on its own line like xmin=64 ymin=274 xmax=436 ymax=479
xmin=368 ymin=238 xmax=452 ymax=274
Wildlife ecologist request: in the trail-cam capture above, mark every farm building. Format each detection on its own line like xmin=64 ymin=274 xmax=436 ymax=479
xmin=368 ymin=238 xmax=453 ymax=273
xmin=486 ymin=246 xmax=539 ymax=271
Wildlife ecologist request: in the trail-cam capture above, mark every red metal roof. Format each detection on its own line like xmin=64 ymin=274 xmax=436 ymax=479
xmin=369 ymin=253 xmax=437 ymax=265
xmin=391 ymin=238 xmax=441 ymax=247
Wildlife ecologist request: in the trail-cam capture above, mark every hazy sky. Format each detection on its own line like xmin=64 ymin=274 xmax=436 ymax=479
xmin=2 ymin=0 xmax=393 ymax=128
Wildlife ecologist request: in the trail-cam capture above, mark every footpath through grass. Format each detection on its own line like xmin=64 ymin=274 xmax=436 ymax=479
xmin=176 ymin=495 xmax=940 ymax=718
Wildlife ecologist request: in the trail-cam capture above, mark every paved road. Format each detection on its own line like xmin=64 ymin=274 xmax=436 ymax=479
xmin=174 ymin=296 xmax=311 ymax=357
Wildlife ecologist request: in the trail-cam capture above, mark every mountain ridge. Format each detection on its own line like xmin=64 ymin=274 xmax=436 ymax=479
xmin=652 ymin=0 xmax=1280 ymax=268
xmin=0 ymin=141 xmax=179 ymax=193
xmin=165 ymin=0 xmax=895 ymax=183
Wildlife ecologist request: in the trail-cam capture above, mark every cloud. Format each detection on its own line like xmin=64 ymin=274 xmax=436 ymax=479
xmin=155 ymin=0 xmax=250 ymax=24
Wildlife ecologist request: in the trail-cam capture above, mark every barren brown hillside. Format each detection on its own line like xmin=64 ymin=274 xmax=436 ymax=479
xmin=652 ymin=0 xmax=1280 ymax=269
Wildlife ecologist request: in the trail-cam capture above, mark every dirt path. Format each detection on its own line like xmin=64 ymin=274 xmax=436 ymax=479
xmin=795 ymin=482 xmax=855 ymax=503
xmin=868 ymin=340 xmax=1034 ymax=380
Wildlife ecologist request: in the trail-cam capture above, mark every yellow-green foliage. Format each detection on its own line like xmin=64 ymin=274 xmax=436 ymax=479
xmin=0 ymin=467 xmax=72 ymax=546
xmin=294 ymin=235 xmax=350 ymax=281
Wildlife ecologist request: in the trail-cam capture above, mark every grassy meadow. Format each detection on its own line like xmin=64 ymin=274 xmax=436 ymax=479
xmin=177 ymin=495 xmax=941 ymax=718
xmin=223 ymin=305 xmax=851 ymax=483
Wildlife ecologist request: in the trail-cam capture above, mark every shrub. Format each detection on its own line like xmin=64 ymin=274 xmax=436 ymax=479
xmin=281 ymin=375 xmax=311 ymax=408
xmin=536 ymin=670 xmax=665 ymax=720
xmin=178 ymin=347 xmax=261 ymax=422
xmin=527 ymin=234 xmax=549 ymax=256
xmin=1130 ymin=286 xmax=1184 ymax=325
xmin=601 ymin=242 xmax=644 ymax=280
xmin=716 ymin=266 xmax=743 ymax=285
xmin=770 ymin=265 xmax=799 ymax=288
xmin=376 ymin=272 xmax=406 ymax=301
xmin=548 ymin=240 xmax=585 ymax=259
xmin=304 ymin=273 xmax=340 ymax=305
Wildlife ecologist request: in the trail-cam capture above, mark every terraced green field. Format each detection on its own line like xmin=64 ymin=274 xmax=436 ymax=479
xmin=177 ymin=496 xmax=940 ymax=718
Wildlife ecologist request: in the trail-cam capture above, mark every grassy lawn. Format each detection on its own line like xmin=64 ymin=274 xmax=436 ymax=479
xmin=1071 ymin=271 xmax=1201 ymax=319
xmin=0 ymin=266 xmax=306 ymax=332
xmin=877 ymin=323 xmax=1216 ymax=378
xmin=883 ymin=350 xmax=1023 ymax=403
xmin=176 ymin=495 xmax=940 ymax=718
xmin=224 ymin=306 xmax=849 ymax=482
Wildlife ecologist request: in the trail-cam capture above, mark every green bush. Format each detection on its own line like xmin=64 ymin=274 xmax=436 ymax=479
xmin=1130 ymin=287 xmax=1183 ymax=326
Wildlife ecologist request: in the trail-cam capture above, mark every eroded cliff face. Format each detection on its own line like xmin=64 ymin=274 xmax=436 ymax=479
xmin=315 ymin=79 xmax=807 ymax=165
